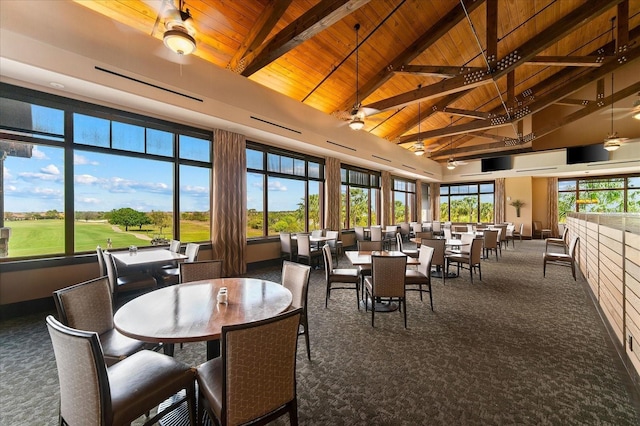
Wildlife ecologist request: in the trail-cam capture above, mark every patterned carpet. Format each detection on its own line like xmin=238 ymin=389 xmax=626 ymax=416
xmin=1 ymin=239 xmax=639 ymax=425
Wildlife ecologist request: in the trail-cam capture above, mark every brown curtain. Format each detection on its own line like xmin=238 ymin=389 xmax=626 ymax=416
xmin=324 ymin=156 xmax=341 ymax=231
xmin=547 ymin=177 xmax=559 ymax=237
xmin=211 ymin=129 xmax=246 ymax=277
xmin=415 ymin=180 xmax=422 ymax=222
xmin=430 ymin=183 xmax=440 ymax=221
xmin=381 ymin=171 xmax=391 ymax=226
xmin=494 ymin=178 xmax=505 ymax=224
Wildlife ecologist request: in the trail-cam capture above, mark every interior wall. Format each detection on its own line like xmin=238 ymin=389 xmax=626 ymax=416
xmin=505 ymin=176 xmax=533 ymax=237
xmin=532 ymin=177 xmax=550 ymax=233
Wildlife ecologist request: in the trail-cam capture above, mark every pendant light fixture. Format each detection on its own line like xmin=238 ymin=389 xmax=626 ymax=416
xmin=446 ymin=116 xmax=456 ymax=169
xmin=633 ymin=94 xmax=640 ymax=120
xmin=603 ymin=18 xmax=626 ymax=151
xmin=349 ymin=23 xmax=364 ymax=131
xmin=163 ymin=0 xmax=196 ymax=56
xmin=414 ymin=91 xmax=425 ymax=155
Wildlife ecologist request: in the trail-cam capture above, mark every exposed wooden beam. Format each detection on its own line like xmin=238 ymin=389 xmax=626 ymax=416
xmin=469 ymin=132 xmax=506 ymax=142
xmin=393 ymin=65 xmax=484 ymax=78
xmin=334 ymin=0 xmax=485 ymax=113
xmin=240 ymin=0 xmax=370 ymax=76
xmin=443 ymin=107 xmax=492 ymax=119
xmin=525 ymin=56 xmax=606 ymax=67
xmin=507 ymin=71 xmax=515 ymax=111
xmin=555 ymin=99 xmax=591 ymax=106
xmin=228 ymin=0 xmax=293 ymax=72
xmin=596 ymin=78 xmax=605 ymax=107
xmin=618 ymin=1 xmax=629 ymax=51
xmin=399 ymin=117 xmax=511 ymax=143
xmin=486 ymin=0 xmax=498 ymax=68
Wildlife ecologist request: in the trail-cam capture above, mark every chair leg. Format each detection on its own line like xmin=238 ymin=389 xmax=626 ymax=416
xmin=302 ymin=318 xmax=311 ymax=361
xmin=288 ymin=399 xmax=299 ymax=426
xmin=428 ymin=283 xmax=433 ymax=311
xmin=186 ymin=381 xmax=197 ymax=426
xmin=403 ymin=299 xmax=407 ymax=328
xmin=543 ymin=260 xmax=547 ymax=277
xmin=325 ymin=282 xmax=330 ymax=308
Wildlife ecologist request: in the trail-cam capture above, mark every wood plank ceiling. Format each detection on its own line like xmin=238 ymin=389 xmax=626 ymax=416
xmin=76 ymin=0 xmax=640 ymax=163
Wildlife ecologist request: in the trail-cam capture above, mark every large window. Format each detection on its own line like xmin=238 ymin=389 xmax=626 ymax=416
xmin=340 ymin=165 xmax=380 ymax=229
xmin=246 ymin=143 xmax=324 ymax=237
xmin=440 ymin=182 xmax=495 ymax=223
xmin=392 ymin=178 xmax=416 ymax=223
xmin=558 ymin=175 xmax=640 ymax=222
xmin=1 ymin=84 xmax=212 ymax=259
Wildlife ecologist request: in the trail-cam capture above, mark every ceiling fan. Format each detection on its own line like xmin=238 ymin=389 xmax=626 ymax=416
xmin=445 ymin=117 xmax=467 ymax=169
xmin=411 ymin=89 xmax=426 ymax=155
xmin=603 ymin=72 xmax=628 ymax=152
xmin=151 ymin=0 xmax=197 ymax=56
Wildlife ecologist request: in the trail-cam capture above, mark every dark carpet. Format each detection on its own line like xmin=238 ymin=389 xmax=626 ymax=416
xmin=1 ymin=239 xmax=639 ymax=425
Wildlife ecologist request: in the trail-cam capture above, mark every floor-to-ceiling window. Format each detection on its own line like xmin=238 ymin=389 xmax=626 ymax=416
xmin=246 ymin=143 xmax=324 ymax=238
xmin=392 ymin=177 xmax=416 ymax=223
xmin=340 ymin=165 xmax=380 ymax=229
xmin=440 ymin=182 xmax=494 ymax=223
xmin=0 ymin=84 xmax=212 ymax=259
xmin=558 ymin=174 xmax=640 ymax=222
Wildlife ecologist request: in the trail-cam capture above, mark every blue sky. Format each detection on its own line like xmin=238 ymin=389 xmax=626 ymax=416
xmin=4 ymin=144 xmax=210 ymax=213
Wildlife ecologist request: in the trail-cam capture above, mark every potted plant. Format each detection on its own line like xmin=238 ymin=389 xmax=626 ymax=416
xmin=510 ymin=199 xmax=525 ymax=217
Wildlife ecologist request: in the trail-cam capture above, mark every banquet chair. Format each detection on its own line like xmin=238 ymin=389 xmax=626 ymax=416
xmin=405 ymin=245 xmax=435 ymax=309
xmin=158 ymin=243 xmax=201 ymax=285
xmin=533 ymin=221 xmax=543 ymax=239
xmin=545 ymin=227 xmax=569 ymax=253
xmin=369 ymin=226 xmax=383 ymax=243
xmin=364 ymin=255 xmax=408 ymax=328
xmin=494 ymin=224 xmax=508 ymax=250
xmin=543 ymin=236 xmax=579 ymax=281
xmin=103 ymin=251 xmax=157 ymax=303
xmin=280 ymin=232 xmax=296 ymax=262
xmin=400 ymin=222 xmax=411 ymax=241
xmin=53 ymin=276 xmax=159 ymax=366
xmin=513 ymin=223 xmax=524 ymax=242
xmin=446 ymin=238 xmax=483 ymax=283
xmin=195 ymin=309 xmax=302 ymax=426
xmin=46 ymin=315 xmax=196 ymax=426
xmin=505 ymin=224 xmax=516 ymax=248
xmin=419 ymin=238 xmax=446 ymax=285
xmin=447 ymin=232 xmax=474 ymax=256
xmin=179 ymin=259 xmax=224 ymax=283
xmin=323 ymin=244 xmax=360 ymax=310
xmin=482 ymin=230 xmax=500 ymax=261
xmin=325 ymin=230 xmax=343 ymax=266
xmin=356 ymin=240 xmax=383 ymax=299
xmin=281 ymin=261 xmax=312 ymax=360
xmin=354 ymin=226 xmax=366 ymax=242
xmin=296 ymin=233 xmax=322 ymax=268
xmin=396 ymin=232 xmax=418 ymax=258
xmin=411 ymin=222 xmax=423 ymax=238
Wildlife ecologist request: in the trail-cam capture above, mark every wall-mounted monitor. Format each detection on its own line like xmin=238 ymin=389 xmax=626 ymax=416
xmin=481 ymin=156 xmax=512 ymax=172
xmin=566 ymin=144 xmax=609 ymax=165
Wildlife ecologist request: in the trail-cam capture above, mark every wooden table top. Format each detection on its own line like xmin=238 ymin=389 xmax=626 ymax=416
xmin=113 ymin=278 xmax=292 ymax=344
xmin=345 ymin=250 xmax=420 ymax=266
xmin=111 ymin=248 xmax=187 ymax=267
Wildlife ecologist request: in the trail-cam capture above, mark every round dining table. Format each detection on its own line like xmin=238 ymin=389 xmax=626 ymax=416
xmin=114 ymin=277 xmax=292 ymax=359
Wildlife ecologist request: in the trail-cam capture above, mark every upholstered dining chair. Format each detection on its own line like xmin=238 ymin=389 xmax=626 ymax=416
xmin=325 ymin=230 xmax=343 ymax=267
xmin=404 ymin=245 xmax=435 ymax=310
xmin=179 ymin=259 xmax=224 ymax=283
xmin=364 ymin=255 xmax=408 ymax=328
xmin=544 ymin=236 xmax=579 ymax=280
xmin=311 ymin=229 xmax=324 ymax=237
xmin=418 ymin=238 xmax=446 ymax=285
xmin=158 ymin=242 xmax=200 ymax=285
xmin=53 ymin=276 xmax=159 ymax=366
xmin=322 ymin=244 xmax=360 ymax=310
xmin=384 ymin=225 xmax=398 ymax=250
xmin=411 ymin=222 xmax=423 ymax=238
xmin=399 ymin=222 xmax=411 ymax=241
xmin=161 ymin=239 xmax=182 ymax=270
xmin=512 ymin=223 xmax=524 ymax=242
xmin=46 ymin=315 xmax=196 ymax=426
xmin=296 ymin=233 xmax=322 ymax=268
xmin=446 ymin=238 xmax=483 ymax=283
xmin=356 ymin=240 xmax=383 ymax=299
xmin=414 ymin=231 xmax=433 ymax=247
xmin=354 ymin=226 xmax=366 ymax=242
xmin=195 ymin=309 xmax=302 ymax=426
xmin=545 ymin=226 xmax=569 ymax=253
xmin=281 ymin=261 xmax=312 ymax=360
xmin=396 ymin=232 xmax=418 ymax=258
xmin=369 ymin=226 xmax=383 ymax=244
xmin=97 ymin=245 xmax=107 ymax=277
xmin=482 ymin=229 xmax=500 ymax=261
xmin=103 ymin=250 xmax=157 ymax=302
xmin=280 ymin=232 xmax=296 ymax=262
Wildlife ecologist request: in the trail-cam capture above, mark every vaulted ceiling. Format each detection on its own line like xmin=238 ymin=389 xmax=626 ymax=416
xmin=77 ymin=0 xmax=640 ymax=163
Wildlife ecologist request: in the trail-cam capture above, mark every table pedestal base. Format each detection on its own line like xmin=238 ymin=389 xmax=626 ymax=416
xmin=359 ymin=299 xmax=399 ymax=312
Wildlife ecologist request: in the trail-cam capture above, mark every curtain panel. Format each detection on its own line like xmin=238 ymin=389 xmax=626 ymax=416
xmin=430 ymin=183 xmax=440 ymax=221
xmin=381 ymin=171 xmax=391 ymax=227
xmin=324 ymin=157 xmax=341 ymax=232
xmin=212 ymin=129 xmax=246 ymax=276
xmin=547 ymin=177 xmax=559 ymax=237
xmin=415 ymin=180 xmax=422 ymax=223
xmin=494 ymin=178 xmax=505 ymax=224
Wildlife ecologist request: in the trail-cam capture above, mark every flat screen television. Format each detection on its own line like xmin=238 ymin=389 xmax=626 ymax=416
xmin=566 ymin=144 xmax=609 ymax=165
xmin=481 ymin=156 xmax=511 ymax=172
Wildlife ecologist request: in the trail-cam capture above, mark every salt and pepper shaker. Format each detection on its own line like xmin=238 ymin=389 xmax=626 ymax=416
xmin=217 ymin=287 xmax=228 ymax=304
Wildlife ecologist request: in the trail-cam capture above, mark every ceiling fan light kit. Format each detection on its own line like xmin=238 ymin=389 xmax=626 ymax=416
xmin=603 ymin=135 xmax=622 ymax=151
xmin=447 ymin=159 xmax=456 ymax=170
xmin=349 ymin=117 xmax=364 ymax=131
xmin=633 ymin=95 xmax=640 ymax=120
xmin=349 ymin=23 xmax=364 ymax=131
xmin=163 ymin=2 xmax=196 ymax=55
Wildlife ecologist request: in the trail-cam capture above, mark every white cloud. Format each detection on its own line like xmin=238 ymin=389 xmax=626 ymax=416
xmin=41 ymin=164 xmax=60 ymax=175
xmin=77 ymin=197 xmax=100 ymax=204
xmin=74 ymin=153 xmax=99 ymax=166
xmin=268 ymin=181 xmax=287 ymax=191
xmin=182 ymin=185 xmax=208 ymax=196
xmin=75 ymin=174 xmax=100 ymax=185
xmin=3 ymin=167 xmax=11 ymax=180
xmin=5 ymin=184 xmax=17 ymax=193
xmin=18 ymin=171 xmax=61 ymax=182
xmin=31 ymin=146 xmax=47 ymax=159
xmin=33 ymin=187 xmax=63 ymax=199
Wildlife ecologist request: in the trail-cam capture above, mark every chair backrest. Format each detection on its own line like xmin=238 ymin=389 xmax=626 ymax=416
xmin=494 ymin=225 xmax=507 ymax=242
xmin=96 ymin=246 xmax=106 ymax=277
xmin=444 ymin=228 xmax=452 ymax=241
xmin=519 ymin=223 xmax=524 ymax=235
xmin=419 ymin=239 xmax=445 ymax=267
xmin=370 ymin=255 xmax=407 ymax=298
xmin=432 ymin=221 xmax=441 ymax=232
xmin=460 ymin=232 xmax=475 ymax=248
xmin=370 ymin=226 xmax=382 ymax=242
xmin=102 ymin=251 xmax=118 ymax=294
xmin=169 ymin=239 xmax=181 ymax=253
xmin=470 ymin=238 xmax=483 ymax=264
xmin=184 ymin=243 xmax=200 ymax=262
xmin=412 ymin=222 xmax=422 ymax=234
xmin=296 ymin=234 xmax=312 ymax=257
xmin=506 ymin=224 xmax=515 ymax=237
xmin=422 ymin=222 xmax=432 ymax=231
xmin=483 ymin=230 xmax=498 ymax=249
xmin=354 ymin=226 xmax=365 ymax=241
xmin=396 ymin=232 xmax=404 ymax=251
xmin=221 ymin=309 xmax=302 ymax=426
xmin=179 ymin=260 xmax=223 ymax=283
xmin=358 ymin=240 xmax=382 ymax=251
xmin=280 ymin=232 xmax=293 ymax=253
xmin=46 ymin=315 xmax=112 ymax=425
xmin=568 ymin=236 xmax=579 ymax=259
xmin=400 ymin=222 xmax=410 ymax=236
xmin=322 ymin=244 xmax=333 ymax=278
xmin=311 ymin=229 xmax=323 ymax=237
xmin=417 ymin=245 xmax=434 ymax=277
xmin=561 ymin=226 xmax=569 ymax=244
xmin=53 ymin=277 xmax=114 ymax=336
xmin=415 ymin=231 xmax=432 ymax=240
xmin=325 ymin=230 xmax=339 ymax=249
xmin=281 ymin=261 xmax=311 ymax=311
xmin=452 ymin=225 xmax=467 ymax=233
xmin=533 ymin=221 xmax=542 ymax=232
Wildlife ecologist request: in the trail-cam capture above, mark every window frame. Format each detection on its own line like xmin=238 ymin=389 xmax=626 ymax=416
xmin=340 ymin=164 xmax=381 ymax=229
